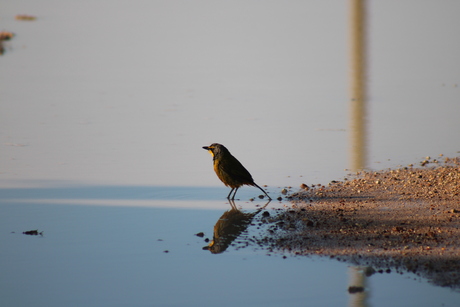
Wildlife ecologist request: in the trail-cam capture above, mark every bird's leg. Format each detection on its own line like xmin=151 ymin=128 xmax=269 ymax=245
xmin=231 ymin=187 xmax=239 ymax=200
xmin=228 ymin=199 xmax=237 ymax=209
xmin=227 ymin=188 xmax=235 ymax=199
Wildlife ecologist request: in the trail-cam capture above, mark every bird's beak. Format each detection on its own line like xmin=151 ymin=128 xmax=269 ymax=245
xmin=203 ymin=146 xmax=214 ymax=157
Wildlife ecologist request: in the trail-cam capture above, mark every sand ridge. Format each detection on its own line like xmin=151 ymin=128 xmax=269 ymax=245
xmin=256 ymin=157 xmax=460 ymax=289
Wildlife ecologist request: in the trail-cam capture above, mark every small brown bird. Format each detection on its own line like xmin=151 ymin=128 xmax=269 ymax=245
xmin=202 ymin=143 xmax=271 ymax=200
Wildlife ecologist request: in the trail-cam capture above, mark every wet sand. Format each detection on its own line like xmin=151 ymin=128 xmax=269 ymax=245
xmin=257 ymin=156 xmax=460 ymax=289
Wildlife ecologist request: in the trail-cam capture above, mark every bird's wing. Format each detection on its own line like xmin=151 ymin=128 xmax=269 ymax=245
xmin=218 ymin=154 xmax=255 ymax=185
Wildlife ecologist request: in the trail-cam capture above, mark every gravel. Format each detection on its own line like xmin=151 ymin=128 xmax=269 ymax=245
xmin=257 ymin=156 xmax=460 ymax=289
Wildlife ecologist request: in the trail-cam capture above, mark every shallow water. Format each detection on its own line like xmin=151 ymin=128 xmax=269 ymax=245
xmin=1 ymin=192 xmax=459 ymax=307
xmin=1 ymin=1 xmax=460 ymax=306
xmin=1 ymin=185 xmax=460 ymax=306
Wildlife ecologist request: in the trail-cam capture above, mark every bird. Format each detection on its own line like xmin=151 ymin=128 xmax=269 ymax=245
xmin=202 ymin=143 xmax=271 ymax=200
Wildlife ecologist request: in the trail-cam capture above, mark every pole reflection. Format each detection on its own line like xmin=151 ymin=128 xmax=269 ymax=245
xmin=349 ymin=0 xmax=368 ymax=171
xmin=348 ymin=266 xmax=372 ymax=307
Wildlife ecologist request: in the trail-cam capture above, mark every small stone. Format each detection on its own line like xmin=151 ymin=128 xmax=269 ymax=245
xmin=0 ymin=31 xmax=14 ymax=41
xmin=15 ymin=15 xmax=37 ymax=21
xmin=23 ymin=230 xmax=42 ymax=236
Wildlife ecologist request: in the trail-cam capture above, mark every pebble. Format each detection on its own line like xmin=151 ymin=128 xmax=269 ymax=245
xmin=300 ymin=183 xmax=309 ymax=190
xmin=0 ymin=31 xmax=14 ymax=41
xmin=15 ymin=15 xmax=37 ymax=21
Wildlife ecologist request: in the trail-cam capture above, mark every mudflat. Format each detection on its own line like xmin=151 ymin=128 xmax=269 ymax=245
xmin=257 ymin=157 xmax=460 ymax=289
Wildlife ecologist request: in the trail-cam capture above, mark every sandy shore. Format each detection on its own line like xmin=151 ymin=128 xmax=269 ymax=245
xmin=256 ymin=156 xmax=460 ymax=289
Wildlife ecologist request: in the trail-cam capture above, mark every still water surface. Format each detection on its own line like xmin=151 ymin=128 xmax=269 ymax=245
xmin=1 ymin=195 xmax=458 ymax=307
xmin=1 ymin=1 xmax=460 ymax=306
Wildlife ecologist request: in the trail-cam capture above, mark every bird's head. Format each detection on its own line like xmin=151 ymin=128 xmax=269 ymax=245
xmin=202 ymin=143 xmax=227 ymax=158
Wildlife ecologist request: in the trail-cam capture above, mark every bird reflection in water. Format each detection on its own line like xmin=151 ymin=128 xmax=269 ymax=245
xmin=203 ymin=200 xmax=270 ymax=254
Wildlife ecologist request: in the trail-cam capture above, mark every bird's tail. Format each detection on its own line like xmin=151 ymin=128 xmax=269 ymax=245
xmin=253 ymin=183 xmax=271 ymax=200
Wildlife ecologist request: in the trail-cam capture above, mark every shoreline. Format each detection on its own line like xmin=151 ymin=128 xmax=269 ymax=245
xmin=256 ymin=157 xmax=460 ymax=289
